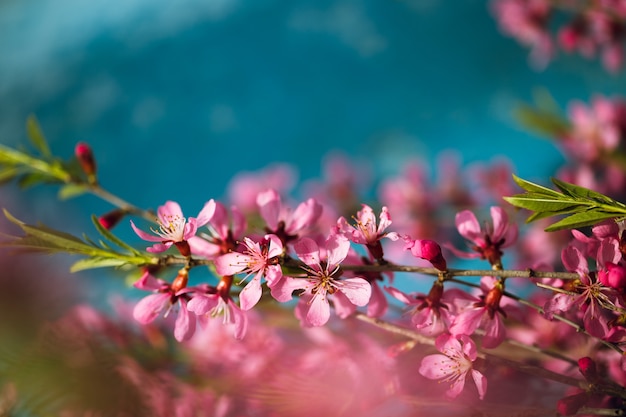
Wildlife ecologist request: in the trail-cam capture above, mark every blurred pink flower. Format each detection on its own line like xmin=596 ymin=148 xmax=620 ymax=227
xmin=188 ymin=200 xmax=246 ymax=259
xmin=133 ymin=269 xmax=197 ymax=342
xmin=419 ymin=333 xmax=487 ymax=400
xmin=257 ymin=189 xmax=323 ymax=244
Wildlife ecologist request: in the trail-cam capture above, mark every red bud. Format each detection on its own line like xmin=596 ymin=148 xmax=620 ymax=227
xmin=75 ymin=142 xmax=97 ymax=183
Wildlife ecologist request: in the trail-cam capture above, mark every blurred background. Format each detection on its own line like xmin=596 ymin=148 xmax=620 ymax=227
xmin=1 ymin=0 xmax=625 ymax=284
xmin=1 ymin=2 xmax=626 ymax=414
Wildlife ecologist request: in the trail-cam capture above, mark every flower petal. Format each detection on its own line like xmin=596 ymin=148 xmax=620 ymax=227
xmin=257 ymin=189 xmax=281 ymax=231
xmin=195 ymin=199 xmax=216 ymax=228
xmin=325 ymin=234 xmax=350 ymax=268
xmin=306 ymin=292 xmax=331 ymax=326
xmin=471 ymin=369 xmax=488 ymax=400
xmin=187 ymin=294 xmax=219 ymax=315
xmin=239 ymin=275 xmax=263 ymax=311
xmin=338 ymin=278 xmax=371 ymax=306
xmin=158 ymin=201 xmax=183 ymax=223
xmin=455 ymin=210 xmax=483 ymax=245
xmin=130 ymin=220 xmax=164 ymax=242
xmin=294 ymin=237 xmax=321 ymax=268
xmin=174 ymin=299 xmax=196 ymax=342
xmin=133 ymin=293 xmax=170 ymax=324
xmin=215 ymin=252 xmax=250 ymax=276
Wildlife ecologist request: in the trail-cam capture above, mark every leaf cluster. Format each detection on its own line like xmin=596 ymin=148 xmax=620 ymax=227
xmin=0 ymin=115 xmax=90 ymax=199
xmin=0 ymin=210 xmax=156 ymax=272
xmin=503 ymin=175 xmax=626 ymax=231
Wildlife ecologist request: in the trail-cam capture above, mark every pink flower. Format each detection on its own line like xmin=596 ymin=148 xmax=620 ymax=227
xmin=419 ymin=333 xmax=487 ymax=400
xmin=491 ymin=0 xmax=553 ymax=69
xmin=188 ymin=200 xmax=246 ymax=260
xmin=564 ymin=96 xmax=625 ymax=163
xmin=214 ymin=234 xmax=284 ymax=310
xmin=273 ymin=235 xmax=371 ymax=327
xmin=338 ymin=204 xmax=399 ymax=262
xmin=448 ymin=277 xmax=510 ymax=348
xmin=187 ymin=288 xmax=248 ymax=340
xmin=342 ymin=249 xmax=392 ymax=318
xmin=132 ymin=269 xmax=197 ymax=342
xmin=131 ymin=200 xmax=215 ymax=256
xmin=545 ymin=245 xmax=619 ymax=338
xmin=448 ymin=206 xmax=518 ymax=268
xmin=227 ymin=163 xmax=297 ymax=213
xmin=386 ymin=282 xmax=463 ymax=336
xmin=257 ymin=189 xmax=323 ymax=244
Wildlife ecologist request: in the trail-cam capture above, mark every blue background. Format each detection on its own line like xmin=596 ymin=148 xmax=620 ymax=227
xmin=1 ymin=0 xmax=625 ymax=287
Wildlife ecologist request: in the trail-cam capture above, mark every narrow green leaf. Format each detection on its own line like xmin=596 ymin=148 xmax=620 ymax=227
xmin=91 ymin=214 xmax=141 ymax=255
xmin=0 ymin=144 xmax=71 ymax=183
xmin=551 ymin=177 xmax=626 ymax=207
xmin=0 ymin=167 xmax=20 ymax=184
xmin=3 ymin=209 xmax=98 ymax=255
xmin=58 ymin=184 xmax=88 ymax=200
xmin=70 ymin=257 xmax=131 ymax=272
xmin=503 ymin=195 xmax=579 ymax=212
xmin=26 ymin=115 xmax=52 ymax=158
xmin=545 ymin=211 xmax=620 ymax=232
xmin=513 ymin=105 xmax=570 ymax=138
xmin=510 ymin=175 xmax=562 ymax=197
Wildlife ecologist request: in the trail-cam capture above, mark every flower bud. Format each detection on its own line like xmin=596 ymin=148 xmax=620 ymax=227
xmin=598 ymin=263 xmax=626 ymax=291
xmin=578 ymin=357 xmax=599 ymax=383
xmin=171 ymin=268 xmax=189 ymax=293
xmin=75 ymin=142 xmax=97 ymax=184
xmin=98 ymin=209 xmax=126 ymax=230
xmin=407 ymin=239 xmax=447 ymax=271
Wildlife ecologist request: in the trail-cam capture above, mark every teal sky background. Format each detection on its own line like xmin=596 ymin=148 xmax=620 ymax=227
xmin=1 ymin=0 xmax=625 ymax=244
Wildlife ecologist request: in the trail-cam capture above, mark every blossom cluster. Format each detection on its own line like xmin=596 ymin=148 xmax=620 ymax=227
xmin=491 ymin=0 xmax=626 ymax=72
xmin=7 ymin=93 xmax=626 ymax=416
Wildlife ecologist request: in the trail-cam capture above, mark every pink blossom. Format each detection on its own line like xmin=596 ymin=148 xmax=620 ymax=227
xmin=274 ymin=235 xmax=371 ymax=326
xmin=187 ymin=200 xmax=246 ymax=260
xmin=214 ymin=234 xmax=284 ymax=310
xmin=419 ymin=333 xmax=487 ymax=400
xmin=386 ymin=282 xmax=465 ymax=336
xmin=257 ymin=189 xmax=323 ymax=244
xmin=448 ymin=206 xmax=518 ymax=268
xmin=227 ymin=163 xmax=297 ymax=213
xmin=187 ymin=288 xmax=248 ymax=340
xmin=564 ymin=96 xmax=626 ymax=163
xmin=491 ymin=0 xmax=553 ymax=69
xmin=132 ymin=269 xmax=197 ymax=342
xmin=545 ymin=245 xmax=618 ymax=338
xmin=337 ymin=204 xmax=399 ymax=262
xmin=131 ymin=200 xmax=215 ymax=256
xmin=448 ymin=277 xmax=509 ymax=348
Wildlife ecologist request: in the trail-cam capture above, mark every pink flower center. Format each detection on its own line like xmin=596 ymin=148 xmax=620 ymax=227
xmin=152 ymin=214 xmax=186 ymax=242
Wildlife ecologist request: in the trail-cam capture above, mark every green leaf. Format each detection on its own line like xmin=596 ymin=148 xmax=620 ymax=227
xmin=545 ymin=211 xmax=621 ymax=232
xmin=510 ymin=175 xmax=562 ymax=197
xmin=1 ymin=210 xmax=155 ymax=270
xmin=551 ymin=177 xmax=625 ymax=206
xmin=26 ymin=115 xmax=52 ymax=158
xmin=91 ymin=214 xmax=141 ymax=255
xmin=513 ymin=105 xmax=570 ymax=138
xmin=0 ymin=144 xmax=71 ymax=184
xmin=70 ymin=257 xmax=133 ymax=272
xmin=503 ymin=195 xmax=578 ymax=212
xmin=505 ymin=175 xmax=626 ymax=232
xmin=58 ymin=183 xmax=88 ymax=200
